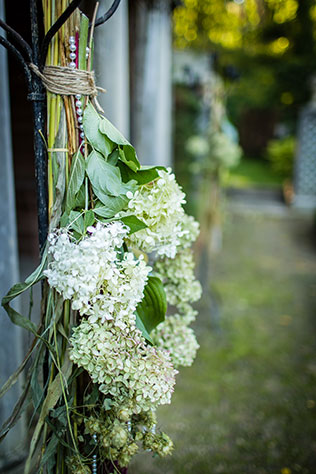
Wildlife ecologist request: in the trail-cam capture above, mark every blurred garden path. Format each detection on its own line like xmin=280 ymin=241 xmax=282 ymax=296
xmin=130 ymin=195 xmax=316 ymax=474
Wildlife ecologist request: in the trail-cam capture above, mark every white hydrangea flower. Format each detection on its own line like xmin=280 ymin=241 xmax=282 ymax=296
xmin=153 ymin=248 xmax=202 ymax=309
xmin=117 ymin=169 xmax=186 ymax=258
xmin=45 ymin=222 xmax=151 ymax=330
xmin=69 ymin=320 xmax=178 ymax=413
xmin=178 ymin=214 xmax=200 ymax=249
xmin=178 ymin=303 xmax=198 ymax=324
xmin=151 ymin=314 xmax=199 ymax=368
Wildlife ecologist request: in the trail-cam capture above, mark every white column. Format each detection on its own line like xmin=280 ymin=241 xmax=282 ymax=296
xmin=130 ymin=0 xmax=172 ymax=167
xmin=0 ymin=0 xmax=24 ymax=467
xmin=94 ymin=0 xmax=130 ymax=138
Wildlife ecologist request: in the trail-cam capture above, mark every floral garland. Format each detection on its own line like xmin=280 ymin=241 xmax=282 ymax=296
xmin=0 ymin=7 xmax=202 ymax=474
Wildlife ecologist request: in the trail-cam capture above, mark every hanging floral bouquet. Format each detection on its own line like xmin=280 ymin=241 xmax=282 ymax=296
xmin=0 ymin=4 xmax=201 ymax=473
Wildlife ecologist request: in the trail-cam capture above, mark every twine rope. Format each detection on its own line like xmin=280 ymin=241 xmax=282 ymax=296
xmin=30 ymin=64 xmax=105 ymax=97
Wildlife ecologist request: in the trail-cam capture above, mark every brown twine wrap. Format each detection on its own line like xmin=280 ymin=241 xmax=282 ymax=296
xmin=30 ymin=63 xmax=105 ymax=97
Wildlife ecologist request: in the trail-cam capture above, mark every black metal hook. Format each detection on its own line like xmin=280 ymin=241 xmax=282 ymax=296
xmin=94 ymin=0 xmax=121 ymax=27
xmin=0 ymin=19 xmax=32 ymax=61
xmin=0 ymin=35 xmax=32 ymax=91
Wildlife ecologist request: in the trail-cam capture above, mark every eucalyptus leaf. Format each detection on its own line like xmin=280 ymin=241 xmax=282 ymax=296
xmin=135 ymin=276 xmax=167 ymax=337
xmin=65 ymin=151 xmax=85 ymax=213
xmin=83 ymin=102 xmax=114 ymax=157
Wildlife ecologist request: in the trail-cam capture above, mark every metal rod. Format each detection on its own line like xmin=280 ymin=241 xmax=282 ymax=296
xmin=0 ymin=19 xmax=32 ymax=61
xmin=0 ymin=35 xmax=32 ymax=90
xmin=94 ymin=0 xmax=121 ymax=27
xmin=30 ymin=0 xmax=48 ymax=253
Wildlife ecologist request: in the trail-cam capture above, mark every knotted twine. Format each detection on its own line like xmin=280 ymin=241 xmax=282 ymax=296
xmin=30 ymin=63 xmax=106 ymax=97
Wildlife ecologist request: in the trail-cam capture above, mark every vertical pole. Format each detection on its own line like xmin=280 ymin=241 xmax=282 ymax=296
xmin=0 ymin=0 xmax=25 ymax=467
xmin=94 ymin=0 xmax=130 ymax=137
xmin=29 ymin=0 xmax=48 ymax=253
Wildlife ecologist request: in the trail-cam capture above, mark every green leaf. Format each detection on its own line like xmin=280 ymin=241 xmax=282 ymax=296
xmin=78 ymin=13 xmax=89 ymax=70
xmin=119 ymin=215 xmax=147 ymax=234
xmin=65 ymin=151 xmax=85 ymax=213
xmin=98 ymin=115 xmax=140 ymax=171
xmin=118 ymin=146 xmax=139 ymax=172
xmin=1 ymin=247 xmax=48 ymax=336
xmin=49 ymin=112 xmax=67 ymax=229
xmin=24 ymin=356 xmax=73 ymax=474
xmin=86 ymin=150 xmax=123 ymax=197
xmin=84 ymin=210 xmax=95 ymax=231
xmin=74 ymin=183 xmax=86 ymax=209
xmin=83 ymin=102 xmax=114 ymax=157
xmin=135 ymin=276 xmax=167 ymax=338
xmin=118 ymin=162 xmax=167 ymax=185
xmin=135 ymin=311 xmax=153 ymax=344
xmin=0 ymin=337 xmax=37 ymax=400
xmin=93 ymin=195 xmax=129 ymax=218
xmin=30 ymin=349 xmax=45 ymax=413
xmin=40 ymin=433 xmax=59 ymax=469
xmin=68 ymin=211 xmax=84 ymax=235
xmin=0 ymin=377 xmax=31 ymax=442
xmin=108 ymin=149 xmax=119 ymax=166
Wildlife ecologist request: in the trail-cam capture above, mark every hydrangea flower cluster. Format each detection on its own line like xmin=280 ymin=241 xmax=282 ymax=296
xmin=69 ymin=319 xmax=178 ymax=413
xmin=45 ymin=222 xmax=151 ymax=330
xmin=142 ymin=432 xmax=174 ymax=457
xmin=151 ymin=314 xmax=200 ymax=368
xmin=178 ymin=303 xmax=198 ymax=325
xmin=118 ymin=169 xmax=187 ymax=258
xmin=43 ymin=165 xmax=201 ymax=468
xmin=84 ymin=408 xmax=172 ymax=467
xmin=178 ymin=214 xmax=200 ymax=249
xmin=154 ymin=248 xmax=202 ymax=312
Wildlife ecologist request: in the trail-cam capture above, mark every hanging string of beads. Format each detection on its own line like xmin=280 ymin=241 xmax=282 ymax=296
xmin=69 ymin=34 xmax=85 ymax=143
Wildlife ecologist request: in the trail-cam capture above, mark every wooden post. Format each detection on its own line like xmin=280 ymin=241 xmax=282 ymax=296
xmin=129 ymin=0 xmax=172 ymax=167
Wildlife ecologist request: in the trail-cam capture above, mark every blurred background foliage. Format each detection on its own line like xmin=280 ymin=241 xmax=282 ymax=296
xmin=172 ymin=0 xmax=315 ymax=186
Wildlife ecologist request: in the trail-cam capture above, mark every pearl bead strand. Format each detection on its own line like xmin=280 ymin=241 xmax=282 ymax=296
xmin=69 ymin=36 xmax=85 ymax=141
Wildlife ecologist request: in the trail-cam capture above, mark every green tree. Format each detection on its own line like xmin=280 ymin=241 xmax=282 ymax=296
xmin=173 ymin=0 xmax=316 ymax=132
